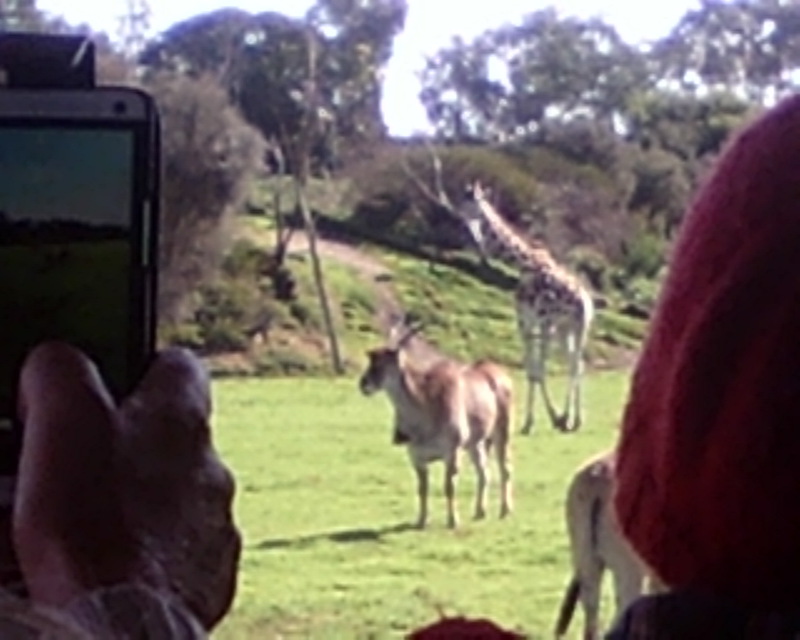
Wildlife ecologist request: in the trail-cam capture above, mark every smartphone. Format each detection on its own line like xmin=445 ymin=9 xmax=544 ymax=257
xmin=0 ymin=86 xmax=160 ymax=479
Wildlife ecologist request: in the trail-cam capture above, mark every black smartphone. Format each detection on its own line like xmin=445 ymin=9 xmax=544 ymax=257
xmin=0 ymin=86 xmax=160 ymax=479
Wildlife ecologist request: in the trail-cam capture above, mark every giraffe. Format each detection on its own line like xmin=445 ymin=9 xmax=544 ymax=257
xmin=455 ymin=181 xmax=594 ymax=433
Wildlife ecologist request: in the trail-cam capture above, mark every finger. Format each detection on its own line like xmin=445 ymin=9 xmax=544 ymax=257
xmin=120 ymin=348 xmax=212 ymax=454
xmin=16 ymin=341 xmax=118 ymax=515
xmin=127 ymin=347 xmax=211 ymax=418
xmin=14 ymin=342 xmax=135 ymax=605
xmin=17 ymin=341 xmax=114 ymax=427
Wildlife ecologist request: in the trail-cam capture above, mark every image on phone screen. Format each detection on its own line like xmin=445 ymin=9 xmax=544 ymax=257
xmin=0 ymin=126 xmax=134 ymax=427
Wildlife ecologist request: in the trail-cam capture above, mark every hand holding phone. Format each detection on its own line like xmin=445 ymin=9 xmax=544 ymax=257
xmin=9 ymin=342 xmax=239 ymax=631
xmin=0 ymin=73 xmax=160 ymax=475
xmin=0 ymin=33 xmax=240 ymax=635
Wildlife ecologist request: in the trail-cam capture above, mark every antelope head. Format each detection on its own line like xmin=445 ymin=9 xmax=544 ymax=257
xmin=358 ymin=314 xmax=425 ymax=395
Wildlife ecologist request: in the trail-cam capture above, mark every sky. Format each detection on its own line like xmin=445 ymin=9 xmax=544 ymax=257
xmin=37 ymin=0 xmax=700 ymax=136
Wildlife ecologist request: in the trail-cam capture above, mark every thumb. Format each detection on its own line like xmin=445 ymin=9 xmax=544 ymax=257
xmin=14 ymin=341 xmax=135 ymax=606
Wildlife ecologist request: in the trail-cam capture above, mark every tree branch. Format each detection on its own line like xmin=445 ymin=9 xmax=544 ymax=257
xmin=400 ymin=139 xmax=455 ymax=214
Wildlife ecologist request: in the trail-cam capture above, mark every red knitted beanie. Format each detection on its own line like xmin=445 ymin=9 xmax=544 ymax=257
xmin=614 ymin=93 xmax=800 ymax=610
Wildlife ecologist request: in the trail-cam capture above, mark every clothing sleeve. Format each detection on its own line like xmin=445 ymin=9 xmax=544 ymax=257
xmin=63 ymin=583 xmax=207 ymax=639
xmin=607 ymin=590 xmax=800 ymax=640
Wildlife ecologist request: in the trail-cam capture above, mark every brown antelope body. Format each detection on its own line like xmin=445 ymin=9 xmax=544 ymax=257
xmin=554 ymin=450 xmax=665 ymax=640
xmin=358 ymin=320 xmax=513 ymax=529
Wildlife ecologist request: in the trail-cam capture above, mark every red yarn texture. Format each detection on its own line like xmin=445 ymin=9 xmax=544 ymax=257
xmin=614 ymin=94 xmax=800 ymax=610
xmin=407 ymin=616 xmax=526 ymax=639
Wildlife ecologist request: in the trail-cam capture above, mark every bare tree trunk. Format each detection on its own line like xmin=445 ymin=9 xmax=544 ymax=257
xmin=295 ymin=177 xmax=344 ymax=374
xmin=271 ymin=183 xmax=295 ymax=267
xmin=280 ymin=23 xmax=344 ymax=375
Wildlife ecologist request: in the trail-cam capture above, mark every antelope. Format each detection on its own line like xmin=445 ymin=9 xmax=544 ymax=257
xmin=358 ymin=317 xmax=514 ymax=529
xmin=554 ymin=450 xmax=665 ymax=640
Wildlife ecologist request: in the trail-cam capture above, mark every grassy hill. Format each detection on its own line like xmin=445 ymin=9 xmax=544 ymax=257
xmin=178 ymin=207 xmax=648 ymax=379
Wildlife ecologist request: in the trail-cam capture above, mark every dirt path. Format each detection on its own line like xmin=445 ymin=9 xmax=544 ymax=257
xmin=286 ymin=231 xmax=444 ymax=366
xmin=287 ymin=233 xmax=391 ymax=279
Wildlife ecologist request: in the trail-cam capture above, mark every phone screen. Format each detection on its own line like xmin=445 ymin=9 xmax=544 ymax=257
xmin=0 ymin=125 xmax=136 ymax=425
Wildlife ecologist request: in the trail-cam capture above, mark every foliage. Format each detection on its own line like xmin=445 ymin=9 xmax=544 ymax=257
xmin=347 ymin=139 xmax=639 ymax=265
xmin=617 ymin=225 xmax=669 ymax=281
xmin=625 ymin=145 xmax=692 ymax=237
xmin=147 ymin=72 xmax=266 ymax=324
xmin=593 ymin=310 xmax=649 ymax=350
xmin=164 ymin=223 xmax=392 ymax=376
xmin=412 ymin=1 xmax=778 ymax=242
xmin=161 ymin=239 xmax=273 ymax=353
xmin=139 ymin=1 xmax=408 ymax=172
xmin=347 ymin=143 xmax=541 ymax=249
xmin=625 ymin=90 xmax=756 ymax=161
xmin=419 ymin=8 xmax=650 ymax=142
xmin=309 ymin=0 xmax=408 ymax=147
xmin=566 ymin=246 xmax=614 ymax=293
xmin=652 ymin=0 xmax=800 ymax=103
xmin=506 ymin=142 xmax=633 ymax=260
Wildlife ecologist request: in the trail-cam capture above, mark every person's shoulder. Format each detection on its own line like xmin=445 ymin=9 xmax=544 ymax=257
xmin=607 ymin=589 xmax=800 ymax=640
xmin=605 ymin=591 xmax=745 ymax=640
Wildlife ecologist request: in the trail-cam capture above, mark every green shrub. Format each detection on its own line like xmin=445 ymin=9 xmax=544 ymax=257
xmin=593 ymin=310 xmax=648 ymax=349
xmin=159 ymin=322 xmax=204 ymax=350
xmin=346 ymin=144 xmax=543 ymax=248
xmin=623 ymin=277 xmax=661 ymax=310
xmin=619 ymin=229 xmax=667 ymax=280
xmin=221 ymin=238 xmax=273 ymax=278
xmin=202 ymin=322 xmax=250 ymax=352
xmin=567 ymin=246 xmax=613 ymax=293
xmin=288 ymin=300 xmax=323 ymax=331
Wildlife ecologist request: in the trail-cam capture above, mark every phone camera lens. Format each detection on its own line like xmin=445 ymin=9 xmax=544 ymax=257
xmin=112 ymin=101 xmax=127 ymax=115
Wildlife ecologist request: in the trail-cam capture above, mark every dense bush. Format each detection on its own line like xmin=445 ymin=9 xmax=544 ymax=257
xmin=344 ymin=143 xmax=541 ymax=249
xmin=345 ymin=142 xmax=643 ymax=266
xmin=147 ymin=71 xmax=267 ymax=326
xmin=617 ymin=225 xmax=668 ymax=281
xmin=161 ymin=240 xmax=278 ymax=354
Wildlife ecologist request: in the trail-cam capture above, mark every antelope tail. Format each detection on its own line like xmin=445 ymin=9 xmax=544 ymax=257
xmin=554 ymin=576 xmax=580 ymax=639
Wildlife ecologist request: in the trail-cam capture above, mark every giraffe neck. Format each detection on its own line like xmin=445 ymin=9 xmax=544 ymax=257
xmin=477 ymin=201 xmax=554 ymax=272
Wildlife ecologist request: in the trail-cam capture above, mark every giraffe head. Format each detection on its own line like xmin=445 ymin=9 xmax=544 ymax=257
xmin=456 ymin=180 xmax=492 ymax=257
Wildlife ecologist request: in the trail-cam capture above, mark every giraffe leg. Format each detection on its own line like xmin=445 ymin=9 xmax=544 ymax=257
xmin=556 ymin=329 xmax=578 ymax=431
xmin=535 ymin=323 xmax=565 ymax=431
xmin=561 ymin=321 xmax=590 ymax=432
xmin=521 ymin=376 xmax=536 ymax=435
xmin=519 ymin=317 xmax=538 ymax=435
xmin=539 ymin=376 xmax=563 ymax=431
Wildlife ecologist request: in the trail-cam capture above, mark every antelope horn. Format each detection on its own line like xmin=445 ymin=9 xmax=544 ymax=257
xmin=387 ymin=312 xmax=407 ymax=345
xmin=395 ymin=316 xmax=425 ymax=349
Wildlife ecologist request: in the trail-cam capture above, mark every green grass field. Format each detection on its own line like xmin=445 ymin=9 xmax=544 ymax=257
xmin=210 ymin=369 xmax=633 ymax=639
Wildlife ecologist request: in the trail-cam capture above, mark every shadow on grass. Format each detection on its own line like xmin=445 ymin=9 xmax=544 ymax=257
xmin=255 ymin=522 xmax=417 ymax=551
